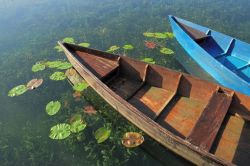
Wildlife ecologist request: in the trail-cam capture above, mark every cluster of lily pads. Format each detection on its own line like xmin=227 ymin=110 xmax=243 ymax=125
xmin=54 ymin=37 xmax=90 ymax=52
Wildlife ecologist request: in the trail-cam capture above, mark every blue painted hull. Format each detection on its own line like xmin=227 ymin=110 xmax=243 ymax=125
xmin=169 ymin=15 xmax=250 ymax=96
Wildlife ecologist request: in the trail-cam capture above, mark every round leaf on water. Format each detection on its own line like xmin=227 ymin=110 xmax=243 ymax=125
xmin=46 ymin=101 xmax=61 ymax=116
xmin=56 ymin=62 xmax=72 ymax=70
xmin=160 ymin=47 xmax=174 ymax=55
xmin=94 ymin=127 xmax=111 ymax=143
xmin=8 ymin=85 xmax=28 ymax=97
xmin=106 ymin=45 xmax=120 ymax=53
xmin=26 ymin=78 xmax=43 ymax=90
xmin=154 ymin=32 xmax=168 ymax=39
xmin=143 ymin=32 xmax=155 ymax=37
xmin=73 ymin=82 xmax=88 ymax=92
xmin=54 ymin=45 xmax=63 ymax=52
xmin=141 ymin=58 xmax=155 ymax=64
xmin=70 ymin=119 xmax=87 ymax=133
xmin=49 ymin=123 xmax=71 ymax=140
xmin=63 ymin=37 xmax=75 ymax=44
xmin=78 ymin=42 xmax=90 ymax=47
xmin=32 ymin=63 xmax=45 ymax=72
xmin=165 ymin=32 xmax=174 ymax=39
xmin=144 ymin=41 xmax=156 ymax=49
xmin=123 ymin=44 xmax=134 ymax=50
xmin=49 ymin=72 xmax=66 ymax=81
xmin=46 ymin=61 xmax=63 ymax=68
xmin=122 ymin=132 xmax=144 ymax=148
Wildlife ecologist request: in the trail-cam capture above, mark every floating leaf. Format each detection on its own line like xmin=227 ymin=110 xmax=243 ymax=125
xmin=122 ymin=132 xmax=144 ymax=148
xmin=160 ymin=47 xmax=174 ymax=55
xmin=123 ymin=44 xmax=134 ymax=50
xmin=63 ymin=37 xmax=75 ymax=44
xmin=8 ymin=85 xmax=28 ymax=97
xmin=49 ymin=72 xmax=66 ymax=81
xmin=94 ymin=127 xmax=111 ymax=143
xmin=144 ymin=41 xmax=156 ymax=49
xmin=73 ymin=82 xmax=88 ymax=92
xmin=32 ymin=63 xmax=45 ymax=72
xmin=165 ymin=32 xmax=174 ymax=39
xmin=83 ymin=105 xmax=97 ymax=115
xmin=106 ymin=45 xmax=120 ymax=53
xmin=46 ymin=61 xmax=63 ymax=68
xmin=69 ymin=113 xmax=82 ymax=123
xmin=78 ymin=42 xmax=90 ymax=47
xmin=46 ymin=101 xmax=61 ymax=116
xmin=54 ymin=45 xmax=63 ymax=52
xmin=154 ymin=32 xmax=168 ymax=39
xmin=56 ymin=62 xmax=72 ymax=70
xmin=70 ymin=119 xmax=87 ymax=133
xmin=26 ymin=78 xmax=43 ymax=90
xmin=49 ymin=123 xmax=71 ymax=140
xmin=143 ymin=32 xmax=155 ymax=37
xmin=142 ymin=58 xmax=155 ymax=64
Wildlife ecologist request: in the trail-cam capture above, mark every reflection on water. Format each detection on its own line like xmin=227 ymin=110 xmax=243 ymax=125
xmin=1 ymin=0 xmax=250 ymax=165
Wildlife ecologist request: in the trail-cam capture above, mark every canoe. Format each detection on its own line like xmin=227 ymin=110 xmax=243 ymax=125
xmin=59 ymin=41 xmax=250 ymax=166
xmin=169 ymin=15 xmax=250 ymax=96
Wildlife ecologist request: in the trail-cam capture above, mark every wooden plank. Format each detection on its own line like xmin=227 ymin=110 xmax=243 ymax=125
xmin=75 ymin=51 xmax=119 ymax=79
xmin=187 ymin=91 xmax=233 ymax=151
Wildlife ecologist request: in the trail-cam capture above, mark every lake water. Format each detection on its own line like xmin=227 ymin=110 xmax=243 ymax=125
xmin=1 ymin=0 xmax=250 ymax=165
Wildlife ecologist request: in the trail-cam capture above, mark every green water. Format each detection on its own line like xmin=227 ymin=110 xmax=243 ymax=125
xmin=1 ymin=0 xmax=250 ymax=165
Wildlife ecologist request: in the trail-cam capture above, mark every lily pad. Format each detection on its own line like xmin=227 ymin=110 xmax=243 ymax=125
xmin=165 ymin=32 xmax=174 ymax=39
xmin=144 ymin=41 xmax=156 ymax=49
xmin=32 ymin=63 xmax=45 ymax=72
xmin=46 ymin=61 xmax=63 ymax=68
xmin=154 ymin=32 xmax=168 ymax=39
xmin=49 ymin=123 xmax=71 ymax=140
xmin=83 ymin=105 xmax=97 ymax=115
xmin=8 ymin=85 xmax=28 ymax=97
xmin=160 ymin=47 xmax=174 ymax=55
xmin=63 ymin=37 xmax=75 ymax=44
xmin=49 ymin=72 xmax=66 ymax=81
xmin=106 ymin=45 xmax=120 ymax=53
xmin=46 ymin=101 xmax=61 ymax=116
xmin=94 ymin=127 xmax=111 ymax=143
xmin=143 ymin=32 xmax=155 ymax=37
xmin=70 ymin=119 xmax=87 ymax=133
xmin=54 ymin=45 xmax=63 ymax=52
xmin=123 ymin=44 xmax=134 ymax=50
xmin=26 ymin=78 xmax=43 ymax=90
xmin=78 ymin=42 xmax=90 ymax=47
xmin=122 ymin=132 xmax=144 ymax=148
xmin=73 ymin=82 xmax=88 ymax=92
xmin=56 ymin=62 xmax=72 ymax=70
xmin=142 ymin=58 xmax=155 ymax=64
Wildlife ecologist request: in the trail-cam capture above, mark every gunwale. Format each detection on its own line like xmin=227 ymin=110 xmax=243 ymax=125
xmin=59 ymin=41 xmax=250 ymax=166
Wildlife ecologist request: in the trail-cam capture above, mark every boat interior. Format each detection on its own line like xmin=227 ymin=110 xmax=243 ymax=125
xmin=175 ymin=18 xmax=250 ymax=83
xmin=64 ymin=43 xmax=250 ymax=165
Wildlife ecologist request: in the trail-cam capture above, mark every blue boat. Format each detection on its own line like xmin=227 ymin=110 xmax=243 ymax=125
xmin=169 ymin=15 xmax=250 ymax=96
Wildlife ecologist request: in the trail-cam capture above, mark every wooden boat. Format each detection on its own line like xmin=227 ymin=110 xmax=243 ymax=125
xmin=59 ymin=41 xmax=250 ymax=166
xmin=169 ymin=15 xmax=250 ymax=96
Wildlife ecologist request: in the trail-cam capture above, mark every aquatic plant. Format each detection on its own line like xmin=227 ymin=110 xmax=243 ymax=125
xmin=54 ymin=37 xmax=75 ymax=52
xmin=49 ymin=72 xmax=66 ymax=81
xmin=65 ymin=68 xmax=84 ymax=85
xmin=73 ymin=82 xmax=89 ymax=92
xmin=121 ymin=132 xmax=144 ymax=148
xmin=46 ymin=61 xmax=72 ymax=69
xmin=70 ymin=119 xmax=87 ymax=133
xmin=106 ymin=45 xmax=120 ymax=53
xmin=26 ymin=78 xmax=43 ymax=90
xmin=94 ymin=127 xmax=111 ymax=143
xmin=143 ymin=32 xmax=155 ymax=37
xmin=143 ymin=32 xmax=174 ymax=39
xmin=8 ymin=85 xmax=28 ymax=97
xmin=123 ymin=44 xmax=134 ymax=50
xmin=160 ymin=47 xmax=174 ymax=55
xmin=144 ymin=41 xmax=156 ymax=49
xmin=45 ymin=101 xmax=61 ymax=116
xmin=32 ymin=63 xmax=46 ymax=72
xmin=49 ymin=123 xmax=71 ymax=140
xmin=56 ymin=62 xmax=72 ymax=70
xmin=83 ymin=105 xmax=97 ymax=115
xmin=141 ymin=58 xmax=155 ymax=64
xmin=78 ymin=42 xmax=90 ymax=47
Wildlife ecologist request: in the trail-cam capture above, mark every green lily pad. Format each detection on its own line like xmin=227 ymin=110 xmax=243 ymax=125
xmin=8 ymin=85 xmax=28 ymax=97
xmin=160 ymin=47 xmax=174 ymax=55
xmin=46 ymin=101 xmax=61 ymax=116
xmin=63 ymin=37 xmax=75 ymax=44
xmin=94 ymin=127 xmax=111 ymax=143
xmin=70 ymin=119 xmax=87 ymax=133
xmin=46 ymin=61 xmax=63 ymax=68
xmin=49 ymin=72 xmax=66 ymax=81
xmin=106 ymin=45 xmax=120 ymax=53
xmin=49 ymin=123 xmax=71 ymax=140
xmin=32 ymin=63 xmax=46 ymax=72
xmin=73 ymin=82 xmax=88 ymax=92
xmin=56 ymin=62 xmax=72 ymax=70
xmin=142 ymin=58 xmax=155 ymax=64
xmin=54 ymin=45 xmax=63 ymax=52
xmin=154 ymin=32 xmax=168 ymax=39
xmin=143 ymin=32 xmax=155 ymax=37
xmin=123 ymin=44 xmax=134 ymax=50
xmin=78 ymin=42 xmax=90 ymax=47
xmin=165 ymin=32 xmax=174 ymax=39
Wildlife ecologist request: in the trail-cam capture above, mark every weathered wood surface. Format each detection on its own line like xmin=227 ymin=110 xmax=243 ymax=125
xmin=58 ymin=42 xmax=250 ymax=166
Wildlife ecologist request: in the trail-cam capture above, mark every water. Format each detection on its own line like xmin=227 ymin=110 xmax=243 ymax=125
xmin=1 ymin=0 xmax=250 ymax=165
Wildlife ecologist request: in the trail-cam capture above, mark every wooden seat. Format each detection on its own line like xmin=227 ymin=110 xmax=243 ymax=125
xmin=186 ymin=90 xmax=233 ymax=151
xmin=76 ymin=51 xmax=119 ymax=79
